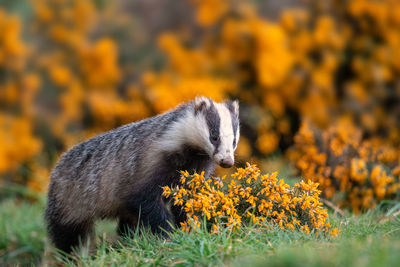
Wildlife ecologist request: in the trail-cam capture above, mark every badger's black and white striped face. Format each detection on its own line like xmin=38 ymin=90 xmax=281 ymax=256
xmin=194 ymin=97 xmax=240 ymax=168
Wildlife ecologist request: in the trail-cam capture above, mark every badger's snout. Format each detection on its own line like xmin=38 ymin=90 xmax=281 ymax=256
xmin=219 ymin=157 xmax=234 ymax=168
xmin=214 ymin=148 xmax=235 ymax=168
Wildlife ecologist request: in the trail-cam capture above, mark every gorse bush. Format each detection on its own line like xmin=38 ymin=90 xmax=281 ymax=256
xmin=0 ymin=0 xmax=150 ymax=190
xmin=0 ymin=10 xmax=42 ymax=177
xmin=163 ymin=163 xmax=339 ymax=237
xmin=289 ymin=120 xmax=400 ymax=213
xmin=0 ymin=0 xmax=399 ymax=212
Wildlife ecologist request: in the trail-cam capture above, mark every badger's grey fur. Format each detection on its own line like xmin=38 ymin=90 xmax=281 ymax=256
xmin=45 ymin=96 xmax=240 ymax=253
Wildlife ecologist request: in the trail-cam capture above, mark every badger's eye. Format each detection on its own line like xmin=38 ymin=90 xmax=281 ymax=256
xmin=211 ymin=135 xmax=220 ymax=142
xmin=233 ymin=140 xmax=236 ymax=147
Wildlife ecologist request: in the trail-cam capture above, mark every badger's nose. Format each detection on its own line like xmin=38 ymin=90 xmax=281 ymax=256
xmin=219 ymin=158 xmax=234 ymax=168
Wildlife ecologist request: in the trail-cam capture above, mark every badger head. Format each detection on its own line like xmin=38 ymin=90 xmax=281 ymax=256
xmin=193 ymin=96 xmax=240 ymax=168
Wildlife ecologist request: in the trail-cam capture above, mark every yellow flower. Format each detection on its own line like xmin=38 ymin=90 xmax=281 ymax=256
xmin=330 ymin=228 xmax=340 ymax=238
xmin=166 ymin=163 xmax=335 ymax=236
xmin=162 ymin=186 xmax=171 ymax=198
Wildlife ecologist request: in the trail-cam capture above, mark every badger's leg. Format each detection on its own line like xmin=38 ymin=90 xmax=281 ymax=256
xmin=46 ymin=188 xmax=95 ymax=254
xmin=47 ymin=217 xmax=94 ymax=254
xmin=117 ymin=214 xmax=138 ymax=236
xmin=170 ymin=201 xmax=187 ymax=226
xmin=142 ymin=197 xmax=173 ymax=235
xmin=126 ymin=192 xmax=173 ymax=236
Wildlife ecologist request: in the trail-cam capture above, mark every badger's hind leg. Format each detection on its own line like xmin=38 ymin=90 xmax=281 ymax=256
xmin=47 ymin=217 xmax=94 ymax=254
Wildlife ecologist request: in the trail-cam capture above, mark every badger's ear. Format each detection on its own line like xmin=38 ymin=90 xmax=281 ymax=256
xmin=226 ymin=100 xmax=239 ymax=117
xmin=194 ymin=96 xmax=210 ymax=115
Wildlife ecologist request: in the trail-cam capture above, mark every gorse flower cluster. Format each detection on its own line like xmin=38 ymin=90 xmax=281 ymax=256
xmin=289 ymin=120 xmax=400 ymax=213
xmin=163 ymin=163 xmax=339 ymax=237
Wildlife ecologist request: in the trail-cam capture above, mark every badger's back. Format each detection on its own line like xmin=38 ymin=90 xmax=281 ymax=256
xmin=46 ymin=103 xmax=191 ymax=224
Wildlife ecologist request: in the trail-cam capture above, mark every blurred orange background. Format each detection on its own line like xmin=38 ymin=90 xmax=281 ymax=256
xmin=0 ymin=0 xmax=399 ymax=212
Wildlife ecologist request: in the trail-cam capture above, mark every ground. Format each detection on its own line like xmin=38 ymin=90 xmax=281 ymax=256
xmin=0 ymin=195 xmax=399 ymax=266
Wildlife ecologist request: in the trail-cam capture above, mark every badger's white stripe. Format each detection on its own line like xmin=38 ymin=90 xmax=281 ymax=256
xmin=157 ymin=109 xmax=213 ymax=154
xmin=235 ymin=125 xmax=240 ymax=149
xmin=142 ymin=108 xmax=213 ymax=177
xmin=214 ymin=103 xmax=235 ymax=163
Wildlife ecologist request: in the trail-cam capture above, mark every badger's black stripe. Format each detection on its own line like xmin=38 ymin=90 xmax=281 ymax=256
xmin=225 ymin=101 xmax=239 ymax=147
xmin=204 ymin=102 xmax=221 ymax=154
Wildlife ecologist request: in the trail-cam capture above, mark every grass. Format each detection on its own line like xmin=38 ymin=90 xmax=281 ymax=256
xmin=0 ymin=196 xmax=399 ymax=266
xmin=0 ymin=198 xmax=46 ymax=265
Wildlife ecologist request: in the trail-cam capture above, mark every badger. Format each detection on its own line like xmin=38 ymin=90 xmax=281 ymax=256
xmin=45 ymin=96 xmax=240 ymax=253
